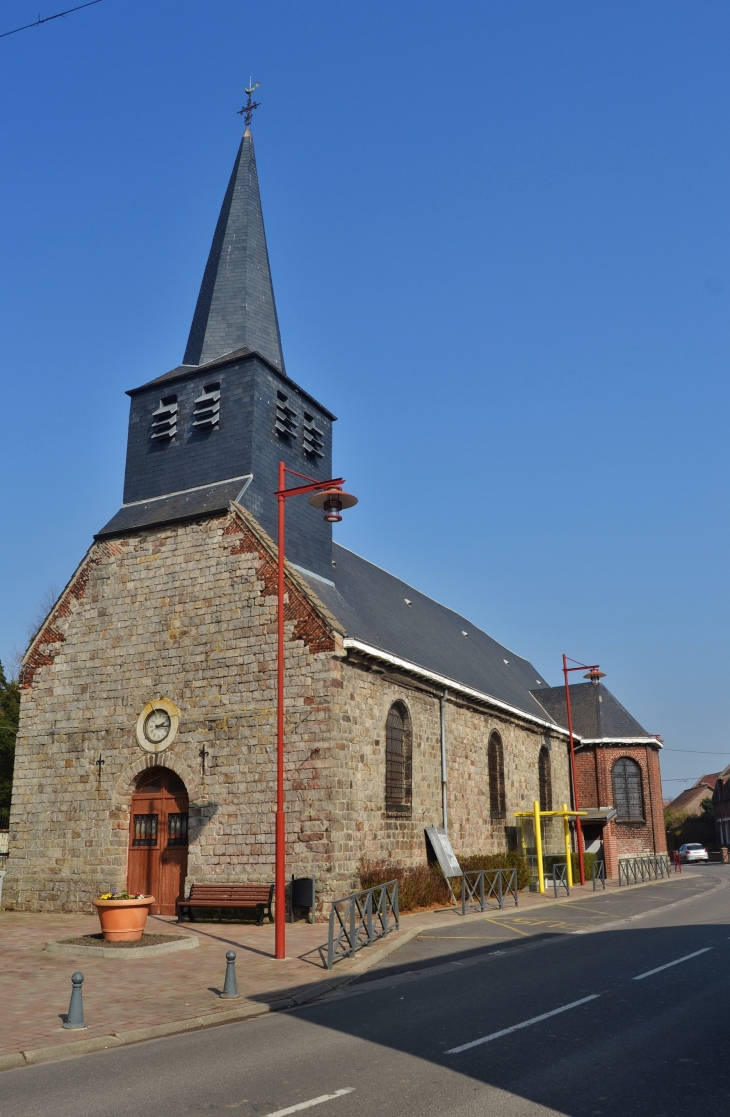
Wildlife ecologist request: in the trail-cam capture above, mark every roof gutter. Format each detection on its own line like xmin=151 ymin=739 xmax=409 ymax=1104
xmin=342 ymin=638 xmax=570 ymax=737
xmin=577 ymin=737 xmax=663 ymax=749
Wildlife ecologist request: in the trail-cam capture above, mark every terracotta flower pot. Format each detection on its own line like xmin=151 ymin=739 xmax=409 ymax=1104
xmin=92 ymin=896 xmax=155 ymax=941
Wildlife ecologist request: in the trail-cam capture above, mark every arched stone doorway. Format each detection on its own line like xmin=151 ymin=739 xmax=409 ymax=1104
xmin=127 ymin=767 xmax=189 ymax=915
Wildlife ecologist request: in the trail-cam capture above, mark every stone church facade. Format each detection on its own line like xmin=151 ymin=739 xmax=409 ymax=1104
xmin=5 ymin=119 xmax=664 ymax=915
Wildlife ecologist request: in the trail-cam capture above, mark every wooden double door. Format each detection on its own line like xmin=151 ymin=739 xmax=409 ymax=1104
xmin=127 ymin=767 xmax=189 ymax=915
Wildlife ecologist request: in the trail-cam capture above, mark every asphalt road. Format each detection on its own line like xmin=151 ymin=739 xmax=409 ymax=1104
xmin=1 ymin=868 xmax=728 ymax=1117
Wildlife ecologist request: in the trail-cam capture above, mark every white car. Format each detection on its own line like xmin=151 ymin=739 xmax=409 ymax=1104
xmin=679 ymin=843 xmax=709 ymax=863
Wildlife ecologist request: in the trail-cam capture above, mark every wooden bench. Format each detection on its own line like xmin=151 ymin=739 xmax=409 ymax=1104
xmin=177 ymin=883 xmax=274 ymax=926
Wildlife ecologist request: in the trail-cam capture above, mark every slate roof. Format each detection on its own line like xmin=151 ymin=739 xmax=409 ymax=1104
xmin=299 ymin=543 xmax=556 ymax=724
xmin=125 ymin=345 xmax=335 ymax=419
xmin=530 ymin=682 xmax=654 ymax=741
xmin=183 ymin=129 xmax=285 ymax=372
xmin=95 ymin=477 xmax=252 ymax=539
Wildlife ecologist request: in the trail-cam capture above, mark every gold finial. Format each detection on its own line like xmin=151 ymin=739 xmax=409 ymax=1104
xmin=238 ymin=79 xmax=261 ymax=130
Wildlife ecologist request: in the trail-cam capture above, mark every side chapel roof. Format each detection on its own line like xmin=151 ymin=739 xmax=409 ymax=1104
xmin=528 ymin=681 xmax=657 ymax=743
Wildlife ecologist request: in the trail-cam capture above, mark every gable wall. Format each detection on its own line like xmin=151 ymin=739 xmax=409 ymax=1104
xmin=6 ymin=511 xmax=339 ymax=912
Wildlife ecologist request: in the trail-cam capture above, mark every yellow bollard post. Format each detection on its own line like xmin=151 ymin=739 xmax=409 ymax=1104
xmin=534 ymin=799 xmax=545 ymax=894
xmin=563 ymin=804 xmax=573 ymax=887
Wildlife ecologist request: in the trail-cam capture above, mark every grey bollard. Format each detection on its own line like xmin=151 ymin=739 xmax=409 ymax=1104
xmin=62 ymin=972 xmax=88 ymax=1030
xmin=220 ymin=950 xmax=240 ymax=999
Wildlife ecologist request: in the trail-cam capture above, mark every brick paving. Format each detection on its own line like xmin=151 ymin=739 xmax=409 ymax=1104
xmin=0 ymin=875 xmax=679 ymax=1060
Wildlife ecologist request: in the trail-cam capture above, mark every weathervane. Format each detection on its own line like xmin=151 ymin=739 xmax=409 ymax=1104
xmin=238 ymin=79 xmax=261 ymax=129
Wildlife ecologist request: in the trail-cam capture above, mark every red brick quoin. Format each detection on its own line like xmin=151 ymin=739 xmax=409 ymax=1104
xmin=19 ymin=541 xmax=124 ymax=689
xmin=223 ymin=512 xmax=335 ymax=655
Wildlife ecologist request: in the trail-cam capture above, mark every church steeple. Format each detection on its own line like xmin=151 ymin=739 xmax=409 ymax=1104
xmin=102 ymin=99 xmax=337 ymax=580
xmin=183 ymin=123 xmax=285 ymax=372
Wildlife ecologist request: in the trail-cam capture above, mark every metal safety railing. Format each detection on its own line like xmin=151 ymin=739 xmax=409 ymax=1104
xmin=592 ymin=860 xmax=606 ymax=891
xmin=327 ymin=880 xmax=399 ymax=969
xmin=552 ymin=862 xmax=569 ymax=897
xmin=457 ymin=868 xmax=518 ymax=914
xmin=618 ymin=854 xmax=671 ymax=886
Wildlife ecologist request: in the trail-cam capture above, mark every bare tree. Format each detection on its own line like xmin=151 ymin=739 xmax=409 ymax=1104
xmin=25 ymin=583 xmax=60 ymax=646
xmin=6 ymin=646 xmax=23 ymax=684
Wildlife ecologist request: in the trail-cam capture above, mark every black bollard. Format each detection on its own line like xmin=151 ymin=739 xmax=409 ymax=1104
xmin=62 ymin=972 xmax=88 ymax=1030
xmin=220 ymin=950 xmax=240 ymax=999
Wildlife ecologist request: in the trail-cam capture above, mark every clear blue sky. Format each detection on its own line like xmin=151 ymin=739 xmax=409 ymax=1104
xmin=2 ymin=1 xmax=729 ymax=797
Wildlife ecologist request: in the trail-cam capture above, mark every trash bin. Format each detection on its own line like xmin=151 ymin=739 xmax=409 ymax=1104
xmin=291 ymin=876 xmax=316 ymax=923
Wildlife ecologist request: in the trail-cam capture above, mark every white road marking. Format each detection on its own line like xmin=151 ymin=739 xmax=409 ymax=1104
xmin=445 ymin=994 xmax=600 ymax=1054
xmin=263 ymin=1090 xmax=355 ymax=1117
xmin=632 ymin=947 xmax=713 ymax=981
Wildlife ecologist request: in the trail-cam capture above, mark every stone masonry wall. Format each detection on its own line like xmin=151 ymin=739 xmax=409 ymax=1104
xmin=328 ymin=659 xmax=574 ymax=885
xmin=6 ymin=506 xmax=341 ymax=912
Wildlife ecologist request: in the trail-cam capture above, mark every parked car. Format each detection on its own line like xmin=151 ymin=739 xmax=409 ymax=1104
xmin=678 ymin=843 xmax=709 ymax=863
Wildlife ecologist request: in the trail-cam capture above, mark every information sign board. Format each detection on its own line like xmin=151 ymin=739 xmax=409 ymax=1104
xmin=425 ymin=827 xmax=462 ymax=879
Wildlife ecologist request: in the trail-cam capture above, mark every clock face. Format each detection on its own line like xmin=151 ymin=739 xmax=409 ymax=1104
xmin=144 ymin=709 xmax=172 ymax=744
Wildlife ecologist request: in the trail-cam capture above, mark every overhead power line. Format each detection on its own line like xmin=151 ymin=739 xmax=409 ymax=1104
xmin=662 ymin=748 xmax=729 ymax=755
xmin=1 ymin=0 xmax=104 ymax=40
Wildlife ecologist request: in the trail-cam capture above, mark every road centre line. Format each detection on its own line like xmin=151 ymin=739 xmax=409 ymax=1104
xmin=632 ymin=948 xmax=713 ymax=981
xmin=263 ymin=1089 xmax=355 ymax=1117
xmin=445 ymin=995 xmax=600 ymax=1054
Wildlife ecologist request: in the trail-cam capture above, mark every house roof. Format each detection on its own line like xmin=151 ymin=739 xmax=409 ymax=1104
xmin=527 ymin=681 xmax=655 ymax=742
xmin=299 ymin=543 xmax=556 ymax=725
xmin=667 ymin=773 xmax=720 ymax=813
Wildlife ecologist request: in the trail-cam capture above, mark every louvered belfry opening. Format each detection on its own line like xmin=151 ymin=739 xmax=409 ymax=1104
xmin=385 ymin=702 xmax=412 ymax=818
xmin=538 ymin=745 xmax=552 ymax=812
xmin=488 ymin=731 xmax=506 ymax=819
xmin=612 ymin=757 xmax=645 ymax=821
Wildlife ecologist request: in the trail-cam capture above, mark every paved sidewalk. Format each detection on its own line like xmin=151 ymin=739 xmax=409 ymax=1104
xmin=0 ymin=871 xmax=693 ymax=1067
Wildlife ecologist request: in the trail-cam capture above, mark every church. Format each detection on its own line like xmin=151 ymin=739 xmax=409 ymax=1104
xmin=5 ymin=113 xmax=666 ymax=915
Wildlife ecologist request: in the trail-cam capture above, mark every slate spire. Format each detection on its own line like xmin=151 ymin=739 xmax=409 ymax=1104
xmin=183 ymin=126 xmax=285 ymax=371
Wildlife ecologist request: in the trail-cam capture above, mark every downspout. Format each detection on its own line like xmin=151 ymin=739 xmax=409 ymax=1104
xmin=646 ymin=744 xmax=657 ymax=855
xmin=440 ymin=689 xmax=448 ymax=833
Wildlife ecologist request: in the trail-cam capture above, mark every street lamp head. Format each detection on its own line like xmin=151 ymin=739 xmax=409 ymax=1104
xmin=584 ymin=668 xmax=606 ymax=685
xmin=307 ymin=488 xmax=358 ymax=523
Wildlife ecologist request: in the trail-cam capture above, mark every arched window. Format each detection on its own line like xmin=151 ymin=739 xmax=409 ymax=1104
xmin=612 ymin=757 xmax=645 ymax=822
xmin=538 ymin=746 xmax=552 ymax=812
xmin=488 ymin=731 xmax=506 ymax=818
xmin=385 ymin=702 xmax=412 ymax=818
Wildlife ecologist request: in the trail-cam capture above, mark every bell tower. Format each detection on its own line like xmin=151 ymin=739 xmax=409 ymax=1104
xmin=97 ymin=98 xmax=337 ymax=580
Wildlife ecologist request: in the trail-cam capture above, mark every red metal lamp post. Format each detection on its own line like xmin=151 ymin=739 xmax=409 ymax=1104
xmin=274 ymin=462 xmax=357 ymax=959
xmin=562 ymin=654 xmax=605 ymax=886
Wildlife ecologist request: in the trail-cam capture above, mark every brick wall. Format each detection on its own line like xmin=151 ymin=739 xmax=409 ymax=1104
xmin=575 ymin=744 xmax=666 ymax=877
